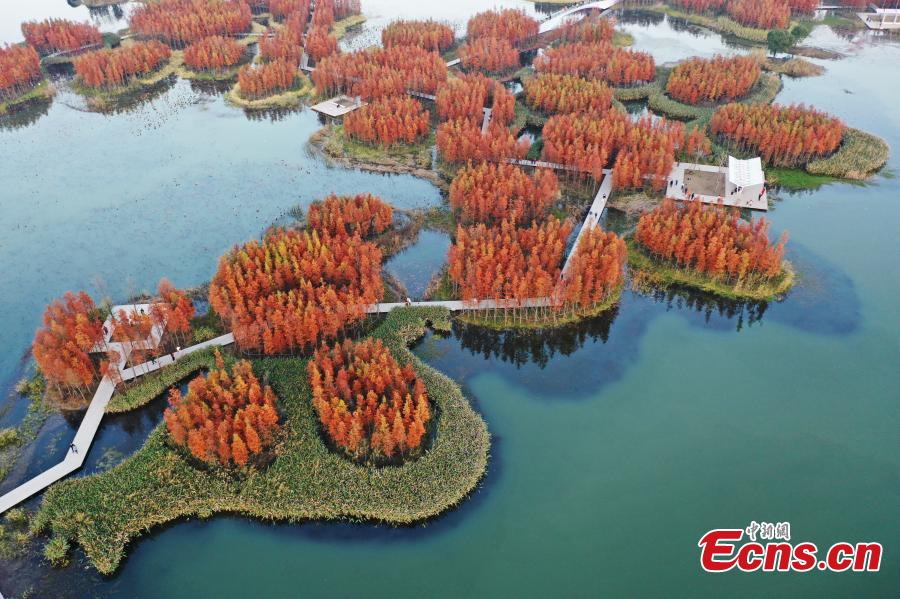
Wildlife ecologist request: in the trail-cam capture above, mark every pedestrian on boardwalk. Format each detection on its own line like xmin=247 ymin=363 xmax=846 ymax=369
xmin=69 ymin=443 xmax=77 ymax=454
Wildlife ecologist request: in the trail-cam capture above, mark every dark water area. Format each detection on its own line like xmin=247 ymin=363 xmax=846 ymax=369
xmin=0 ymin=2 xmax=899 ymax=597
xmin=384 ymin=229 xmax=451 ymax=299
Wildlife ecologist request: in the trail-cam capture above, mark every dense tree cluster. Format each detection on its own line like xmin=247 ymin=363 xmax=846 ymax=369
xmin=129 ymin=0 xmax=252 ymax=47
xmin=306 ymin=193 xmax=393 ymax=238
xmin=448 ymin=218 xmax=572 ymax=301
xmin=306 ymin=26 xmax=339 ymax=61
xmin=208 ymin=225 xmax=382 ymax=355
xmin=435 ymin=74 xmax=515 ymax=127
xmin=683 ymin=125 xmax=713 ymax=161
xmin=727 ymin=0 xmax=791 ymax=29
xmin=74 ymin=41 xmax=172 ymax=89
xmin=534 ymin=43 xmax=655 ymax=86
xmin=449 ymin=162 xmax=559 ymax=226
xmin=313 ymin=45 xmax=448 ymax=99
xmin=666 ymin=54 xmax=761 ymax=104
xmin=0 ymin=44 xmax=42 ymax=100
xmin=344 ymin=96 xmax=430 ymax=146
xmin=237 ymin=59 xmax=297 ymax=98
xmin=559 ymin=227 xmax=627 ymax=313
xmin=308 ymin=338 xmax=430 ymax=463
xmin=524 ymin=73 xmax=613 ymax=116
xmin=636 ymin=199 xmax=787 ymax=281
xmin=259 ymin=14 xmax=305 ymax=65
xmin=269 ymin=0 xmax=310 ymax=22
xmin=313 ymin=0 xmax=360 ymax=26
xmin=153 ymin=278 xmax=196 ymax=346
xmin=458 ymin=37 xmax=520 ymax=74
xmin=382 ymin=20 xmax=455 ymax=52
xmin=32 ymin=292 xmax=105 ymax=397
xmin=183 ymin=35 xmax=245 ymax=72
xmin=437 ymin=119 xmax=530 ymax=163
xmin=543 ymin=111 xmax=685 ymax=190
xmin=671 ymin=0 xmax=817 ymax=26
xmin=612 ymin=116 xmax=686 ymax=192
xmin=710 ymin=103 xmax=845 ymax=167
xmin=555 ymin=16 xmax=616 ymax=44
xmin=21 ymin=18 xmax=102 ymax=55
xmin=466 ymin=9 xmax=538 ymax=44
xmin=542 ymin=110 xmax=630 ymax=180
xmin=165 ymin=353 xmax=282 ymax=468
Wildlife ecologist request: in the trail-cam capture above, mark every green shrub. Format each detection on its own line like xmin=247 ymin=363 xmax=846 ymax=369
xmin=43 ymin=536 xmax=69 ymax=568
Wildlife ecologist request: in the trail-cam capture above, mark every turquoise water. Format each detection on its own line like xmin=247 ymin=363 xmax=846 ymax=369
xmin=1 ymin=4 xmax=898 ymax=597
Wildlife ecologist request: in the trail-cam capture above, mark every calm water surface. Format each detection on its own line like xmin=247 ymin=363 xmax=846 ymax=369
xmin=0 ymin=2 xmax=898 ymax=597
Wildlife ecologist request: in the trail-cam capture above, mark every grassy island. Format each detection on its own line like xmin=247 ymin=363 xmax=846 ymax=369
xmin=34 ymin=307 xmax=490 ymax=575
xmin=0 ymin=80 xmax=55 ymax=116
xmin=224 ymin=75 xmax=314 ymax=109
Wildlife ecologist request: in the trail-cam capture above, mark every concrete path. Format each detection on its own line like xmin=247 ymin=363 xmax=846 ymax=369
xmin=366 ymin=298 xmax=553 ymax=314
xmin=562 ymin=169 xmax=614 ymax=276
xmin=0 ymin=333 xmax=234 ymax=514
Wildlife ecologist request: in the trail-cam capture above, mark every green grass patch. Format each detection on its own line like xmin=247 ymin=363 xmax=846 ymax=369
xmin=225 ymin=74 xmax=314 ymax=109
xmin=627 ymin=240 xmax=794 ymax=302
xmin=105 ymin=349 xmax=219 ymax=414
xmin=332 ymin=14 xmax=367 ymax=40
xmin=0 ymin=80 xmax=55 ymax=115
xmin=807 ymin=128 xmax=890 ymax=180
xmin=767 ymin=167 xmax=837 ymax=191
xmin=34 ymin=308 xmax=489 ymax=575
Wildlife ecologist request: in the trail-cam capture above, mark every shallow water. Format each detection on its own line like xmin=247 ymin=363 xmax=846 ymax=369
xmin=0 ymin=5 xmax=898 ymax=597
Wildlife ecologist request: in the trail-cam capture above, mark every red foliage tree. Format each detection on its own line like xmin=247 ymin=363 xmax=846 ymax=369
xmin=259 ymin=13 xmax=305 ymax=65
xmin=129 ymin=0 xmax=252 ymax=47
xmin=436 ymin=73 xmax=489 ymax=123
xmin=727 ymin=0 xmax=791 ymax=29
xmin=208 ymin=227 xmax=383 ymax=355
xmin=670 ymin=0 xmax=727 ymax=12
xmin=448 ymin=218 xmax=573 ymax=301
xmin=0 ymin=44 xmax=42 ymax=100
xmin=467 ymin=9 xmax=539 ymax=44
xmin=437 ymin=119 xmax=530 ymax=164
xmin=558 ymin=227 xmax=627 ymax=313
xmin=313 ymin=46 xmax=448 ymax=99
xmin=344 ymin=96 xmax=431 ymax=146
xmin=237 ymin=59 xmax=297 ymax=98
xmin=710 ymin=103 xmax=845 ymax=167
xmin=541 ymin=111 xmax=630 ymax=180
xmin=636 ymin=199 xmax=787 ymax=281
xmin=306 ymin=193 xmax=393 ymax=237
xmin=184 ymin=35 xmax=245 ymax=72
xmin=449 ymin=162 xmax=559 ymax=226
xmin=21 ymin=19 xmax=102 ymax=56
xmin=458 ymin=37 xmax=520 ymax=74
xmin=32 ymin=292 xmax=105 ymax=396
xmin=305 ymin=25 xmax=338 ymax=61
xmin=666 ymin=54 xmax=761 ymax=105
xmin=308 ymin=338 xmax=431 ymax=463
xmin=612 ymin=116 xmax=686 ymax=192
xmin=534 ymin=42 xmax=655 ymax=86
xmin=524 ymin=73 xmax=613 ymax=116
xmin=152 ymin=278 xmax=195 ymax=346
xmin=73 ymin=41 xmax=172 ymax=89
xmin=555 ymin=16 xmax=616 ymax=44
xmin=382 ymin=20 xmax=455 ymax=52
xmin=269 ymin=0 xmax=311 ymax=22
xmin=164 ymin=354 xmax=281 ymax=468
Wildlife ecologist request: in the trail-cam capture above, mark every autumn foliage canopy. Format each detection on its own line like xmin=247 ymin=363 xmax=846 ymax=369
xmin=305 ymin=193 xmax=393 ymax=238
xmin=459 ymin=37 xmax=520 ymax=74
xmin=710 ymin=103 xmax=845 ymax=167
xmin=524 ymin=73 xmax=613 ymax=116
xmin=165 ymin=353 xmax=282 ymax=468
xmin=21 ymin=18 xmax=102 ymax=55
xmin=209 ymin=199 xmax=386 ymax=355
xmin=308 ymin=338 xmax=431 ymax=463
xmin=382 ymin=20 xmax=455 ymax=52
xmin=666 ymin=54 xmax=761 ymax=105
xmin=344 ymin=96 xmax=431 ymax=146
xmin=671 ymin=0 xmax=817 ymax=28
xmin=0 ymin=44 xmax=42 ymax=100
xmin=535 ymin=43 xmax=655 ymax=86
xmin=313 ymin=46 xmax=448 ymax=99
xmin=32 ymin=292 xmax=105 ymax=394
xmin=449 ymin=162 xmax=559 ymax=226
xmin=184 ymin=35 xmax=245 ymax=72
xmin=559 ymin=227 xmax=627 ymax=312
xmin=636 ymin=199 xmax=787 ymax=281
xmin=437 ymin=119 xmax=530 ymax=164
xmin=259 ymin=14 xmax=305 ymax=66
xmin=237 ymin=59 xmax=297 ymax=99
xmin=74 ymin=41 xmax=172 ymax=89
xmin=129 ymin=0 xmax=252 ymax=47
xmin=466 ymin=9 xmax=539 ymax=44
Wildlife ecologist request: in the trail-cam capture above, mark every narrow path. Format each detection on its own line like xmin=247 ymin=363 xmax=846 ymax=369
xmin=0 ymin=333 xmax=234 ymax=514
xmin=562 ymin=170 xmax=614 ymax=276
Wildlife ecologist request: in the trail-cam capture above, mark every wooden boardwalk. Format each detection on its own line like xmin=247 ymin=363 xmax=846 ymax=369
xmin=0 ymin=333 xmax=234 ymax=514
xmin=562 ymin=169 xmax=614 ymax=276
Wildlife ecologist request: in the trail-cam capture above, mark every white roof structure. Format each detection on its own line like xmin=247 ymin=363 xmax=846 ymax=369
xmin=310 ymin=95 xmax=365 ymax=118
xmin=728 ymin=156 xmax=765 ymax=188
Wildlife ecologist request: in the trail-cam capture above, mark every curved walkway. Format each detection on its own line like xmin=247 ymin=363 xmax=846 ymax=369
xmin=0 ymin=333 xmax=234 ymax=514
